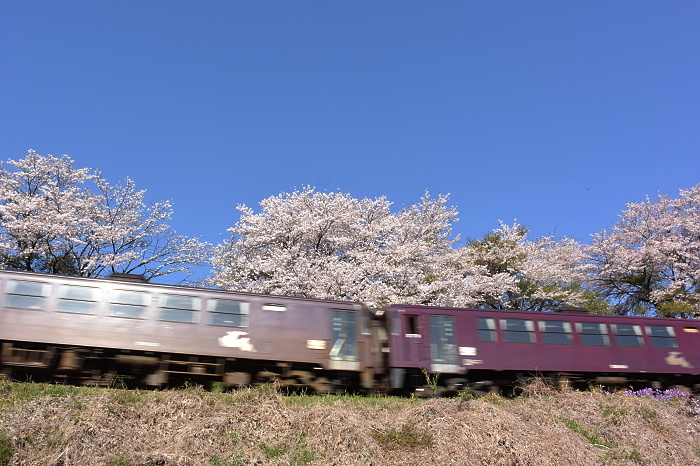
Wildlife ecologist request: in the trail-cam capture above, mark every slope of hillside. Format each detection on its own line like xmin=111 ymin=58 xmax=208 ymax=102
xmin=0 ymin=381 xmax=699 ymax=465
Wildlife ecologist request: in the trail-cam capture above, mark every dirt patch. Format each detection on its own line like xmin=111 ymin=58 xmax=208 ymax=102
xmin=1 ymin=382 xmax=699 ymax=465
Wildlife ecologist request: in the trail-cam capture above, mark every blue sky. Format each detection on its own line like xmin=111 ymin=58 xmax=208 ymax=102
xmin=2 ymin=2 xmax=699 ymax=273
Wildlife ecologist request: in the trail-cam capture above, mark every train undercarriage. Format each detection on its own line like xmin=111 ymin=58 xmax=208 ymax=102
xmin=3 ymin=340 xmax=699 ymax=396
xmin=0 ymin=341 xmax=363 ymax=394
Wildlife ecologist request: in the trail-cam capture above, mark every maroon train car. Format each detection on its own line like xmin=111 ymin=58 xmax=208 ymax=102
xmin=0 ymin=270 xmax=383 ymax=392
xmin=385 ymin=304 xmax=700 ymax=394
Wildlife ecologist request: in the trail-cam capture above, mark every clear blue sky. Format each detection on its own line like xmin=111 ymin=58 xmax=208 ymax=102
xmin=2 ymin=2 xmax=699 ymax=263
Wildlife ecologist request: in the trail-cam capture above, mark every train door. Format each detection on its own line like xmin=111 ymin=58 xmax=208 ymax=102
xmin=402 ymin=313 xmax=427 ymax=364
xmin=429 ymin=315 xmax=459 ymax=372
xmin=329 ymin=309 xmax=359 ymax=370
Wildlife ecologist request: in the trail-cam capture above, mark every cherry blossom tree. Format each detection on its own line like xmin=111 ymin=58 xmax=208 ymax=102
xmin=456 ymin=222 xmax=587 ymax=311
xmin=208 ymin=187 xmax=461 ymax=307
xmin=586 ymin=185 xmax=700 ymax=317
xmin=209 ymin=188 xmax=587 ymax=311
xmin=0 ymin=151 xmax=209 ymax=281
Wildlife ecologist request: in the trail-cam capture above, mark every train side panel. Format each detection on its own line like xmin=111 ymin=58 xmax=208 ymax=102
xmin=385 ymin=304 xmax=700 ymax=392
xmin=0 ymin=270 xmax=380 ymax=390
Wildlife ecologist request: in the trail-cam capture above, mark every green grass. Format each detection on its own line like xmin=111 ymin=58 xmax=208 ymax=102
xmin=600 ymin=446 xmax=644 ymax=464
xmin=282 ymin=391 xmax=419 ymax=411
xmin=0 ymin=431 xmax=12 ymax=466
xmin=0 ymin=380 xmax=96 ymax=409
xmin=370 ymin=419 xmax=433 ymax=450
xmin=480 ymin=392 xmax=506 ymax=406
xmin=558 ymin=415 xmax=618 ymax=449
xmin=259 ymin=441 xmax=289 ymax=460
xmin=600 ymin=403 xmax=630 ymax=426
xmin=104 ymin=452 xmax=131 ymax=466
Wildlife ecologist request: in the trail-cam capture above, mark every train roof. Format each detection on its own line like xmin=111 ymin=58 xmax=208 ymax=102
xmin=0 ymin=269 xmax=367 ymax=308
xmin=385 ymin=303 xmax=700 ymax=324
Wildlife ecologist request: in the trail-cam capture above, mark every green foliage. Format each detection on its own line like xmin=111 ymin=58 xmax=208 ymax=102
xmin=105 ymin=452 xmax=131 ymax=466
xmin=111 ymin=388 xmax=150 ymax=404
xmin=558 ymin=415 xmax=617 ymax=448
xmin=0 ymin=431 xmax=12 ymax=466
xmin=570 ymin=285 xmax=615 ymax=315
xmin=259 ymin=441 xmax=289 ymax=460
xmin=600 ymin=446 xmax=644 ymax=464
xmin=468 ymin=225 xmax=528 ymax=274
xmin=600 ymin=404 xmax=630 ymax=426
xmin=656 ymin=299 xmax=698 ymax=318
xmin=0 ymin=380 xmax=96 ymax=410
xmin=292 ymin=439 xmax=318 ymax=465
xmin=480 ymin=392 xmax=506 ymax=406
xmin=636 ymin=406 xmax=657 ymax=422
xmin=421 ymin=368 xmax=440 ymax=394
xmin=282 ymin=391 xmax=415 ymax=411
xmin=456 ymin=389 xmax=476 ymax=400
xmin=370 ymin=419 xmax=433 ymax=450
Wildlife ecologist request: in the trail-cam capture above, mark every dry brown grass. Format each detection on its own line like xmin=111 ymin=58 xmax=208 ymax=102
xmin=1 ymin=380 xmax=699 ymax=465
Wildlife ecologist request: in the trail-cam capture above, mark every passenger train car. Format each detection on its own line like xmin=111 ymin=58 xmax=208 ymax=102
xmin=0 ymin=270 xmax=382 ymax=392
xmin=384 ymin=304 xmax=700 ymax=394
xmin=1 ymin=269 xmax=699 ymax=394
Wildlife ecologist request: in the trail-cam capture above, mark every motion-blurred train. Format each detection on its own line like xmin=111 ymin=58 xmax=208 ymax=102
xmin=1 ymin=269 xmax=699 ymax=394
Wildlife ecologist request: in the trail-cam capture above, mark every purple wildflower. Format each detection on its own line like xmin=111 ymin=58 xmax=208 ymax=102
xmin=623 ymin=387 xmax=691 ymax=403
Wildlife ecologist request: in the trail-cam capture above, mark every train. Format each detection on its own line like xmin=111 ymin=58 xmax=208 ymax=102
xmin=1 ymin=269 xmax=699 ymax=395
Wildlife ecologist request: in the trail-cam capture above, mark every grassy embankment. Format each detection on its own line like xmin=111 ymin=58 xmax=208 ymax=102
xmin=1 ymin=379 xmax=700 ymax=465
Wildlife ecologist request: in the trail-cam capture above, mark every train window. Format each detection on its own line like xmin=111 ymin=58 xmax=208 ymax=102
xmin=477 ymin=317 xmax=497 ymax=342
xmin=158 ymin=294 xmax=201 ymax=323
xmin=405 ymin=315 xmax=420 ymax=336
xmin=57 ymin=285 xmax=101 ymax=314
xmin=576 ymin=322 xmax=610 ymax=346
xmin=331 ymin=309 xmax=357 ymax=361
xmin=646 ymin=325 xmax=678 ymax=348
xmin=500 ymin=319 xmax=535 ymax=343
xmin=207 ymin=299 xmax=249 ymax=327
xmin=612 ymin=324 xmax=644 ymax=347
xmin=539 ymin=321 xmax=573 ymax=345
xmin=108 ymin=290 xmax=149 ymax=319
xmin=391 ymin=313 xmax=401 ymax=335
xmin=4 ymin=280 xmax=50 ymax=310
xmin=429 ymin=315 xmax=458 ymax=365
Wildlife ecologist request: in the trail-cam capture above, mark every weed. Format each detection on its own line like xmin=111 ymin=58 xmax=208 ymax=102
xmin=112 ymin=388 xmax=149 ymax=404
xmin=693 ymin=446 xmax=700 ymax=457
xmin=371 ymin=419 xmax=433 ymax=450
xmin=516 ymin=375 xmax=557 ymax=398
xmin=282 ymin=392 xmax=414 ymax=411
xmin=105 ymin=452 xmax=131 ymax=466
xmin=292 ymin=440 xmax=318 ymax=465
xmin=45 ymin=428 xmax=65 ymax=449
xmin=0 ymin=431 xmax=12 ymax=466
xmin=480 ymin=392 xmax=505 ymax=406
xmin=226 ymin=383 xmax=281 ymax=404
xmin=209 ymin=454 xmax=244 ymax=466
xmin=601 ymin=404 xmax=630 ymax=425
xmin=456 ymin=389 xmax=476 ymax=400
xmin=587 ymin=381 xmax=604 ymax=393
xmin=420 ymin=368 xmax=440 ymax=394
xmin=259 ymin=441 xmax=289 ymax=460
xmin=0 ymin=381 xmax=89 ymax=409
xmin=600 ymin=446 xmax=644 ymax=464
xmin=558 ymin=415 xmax=617 ymax=449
